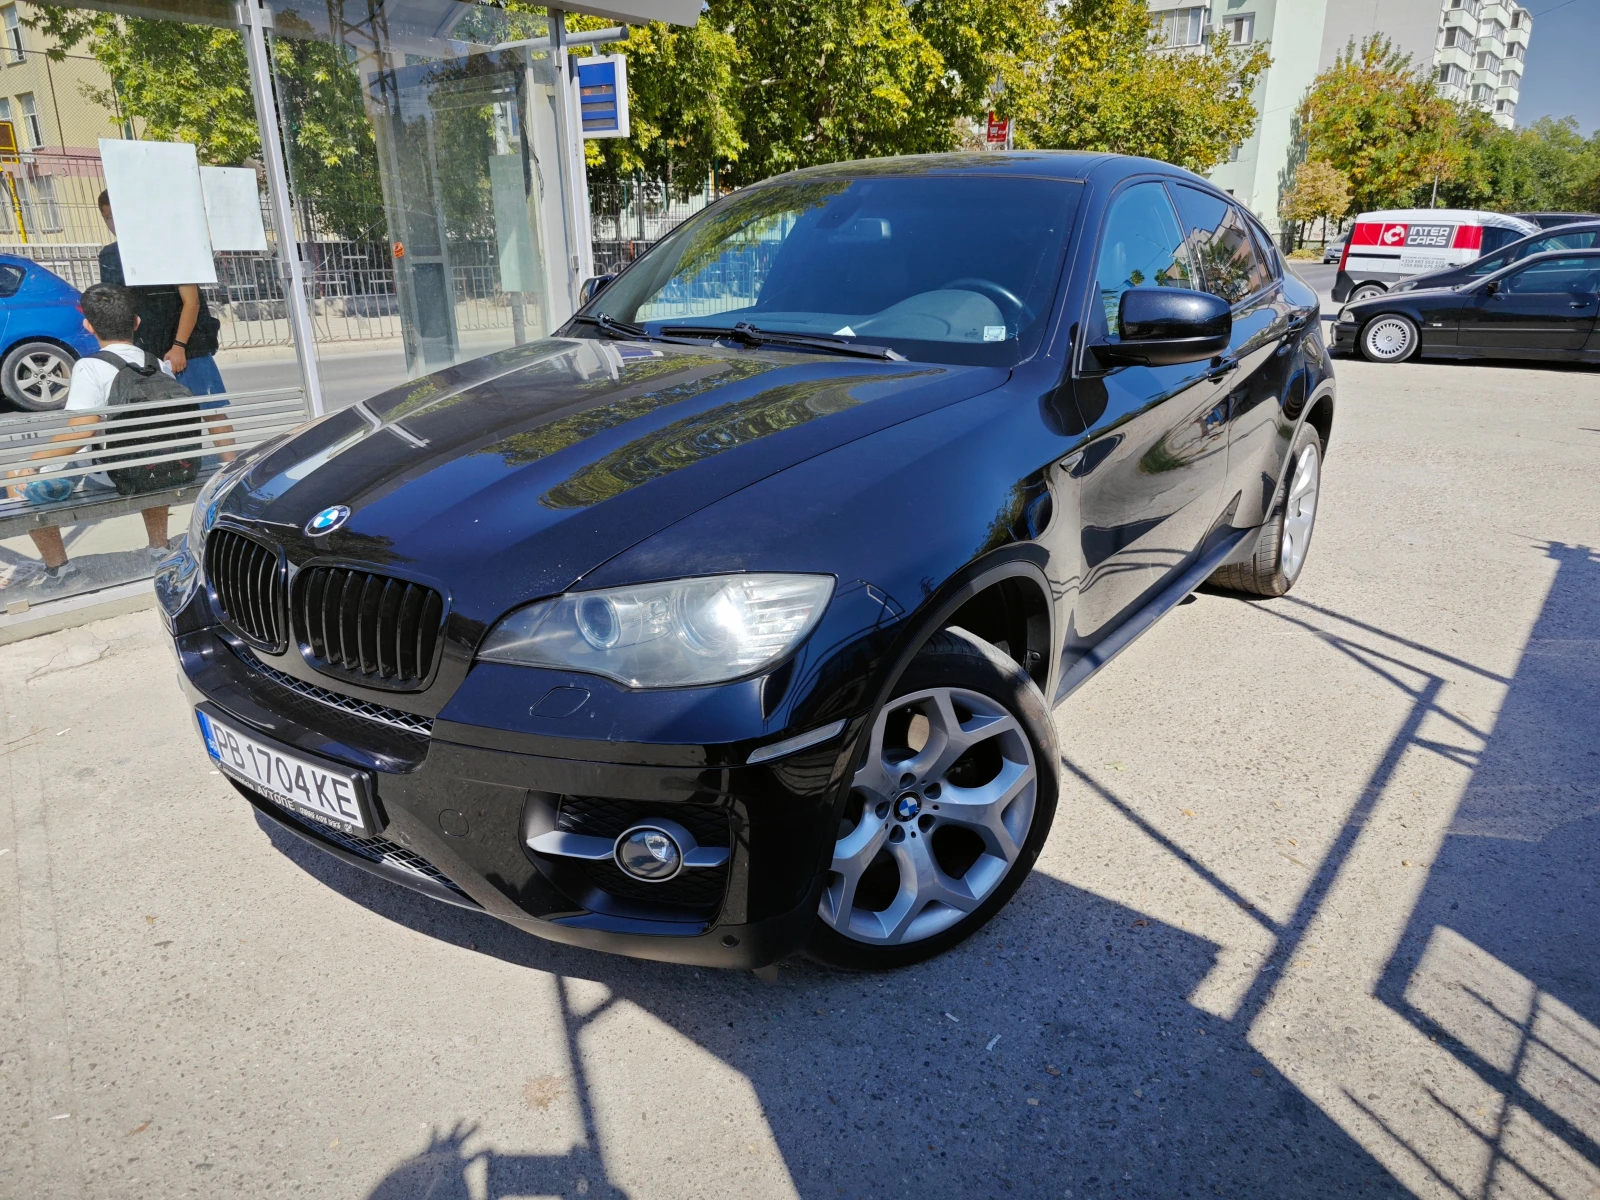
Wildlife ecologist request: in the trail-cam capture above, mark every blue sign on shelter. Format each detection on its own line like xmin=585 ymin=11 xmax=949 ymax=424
xmin=576 ymin=55 xmax=630 ymax=139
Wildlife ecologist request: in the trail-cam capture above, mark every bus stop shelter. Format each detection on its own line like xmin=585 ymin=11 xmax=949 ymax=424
xmin=0 ymin=0 xmax=695 ymax=626
xmin=44 ymin=0 xmax=698 ymax=414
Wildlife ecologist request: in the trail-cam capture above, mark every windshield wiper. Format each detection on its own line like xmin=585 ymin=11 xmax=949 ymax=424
xmin=658 ymin=320 xmax=904 ymax=361
xmin=570 ymin=312 xmax=694 ymax=346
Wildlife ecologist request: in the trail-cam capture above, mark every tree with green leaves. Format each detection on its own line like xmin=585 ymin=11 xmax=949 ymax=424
xmin=1295 ymin=35 xmax=1462 ymax=214
xmin=1436 ymin=115 xmax=1600 ymax=213
xmin=29 ymin=6 xmax=385 ymax=240
xmin=1000 ymin=0 xmax=1270 ymax=173
xmin=587 ymin=0 xmax=1046 ymax=194
xmin=1280 ymin=159 xmax=1351 ymax=245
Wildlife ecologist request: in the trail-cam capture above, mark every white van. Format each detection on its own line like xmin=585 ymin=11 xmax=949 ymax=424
xmin=1333 ymin=208 xmax=1537 ymax=302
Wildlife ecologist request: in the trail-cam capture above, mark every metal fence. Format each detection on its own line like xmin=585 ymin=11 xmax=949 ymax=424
xmin=0 ymin=179 xmax=713 ymax=352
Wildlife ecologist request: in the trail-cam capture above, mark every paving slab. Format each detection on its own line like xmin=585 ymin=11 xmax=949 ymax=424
xmin=2 ymin=357 xmax=1597 ymax=1199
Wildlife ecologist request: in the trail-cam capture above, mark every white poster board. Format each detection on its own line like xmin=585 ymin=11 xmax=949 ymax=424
xmin=200 ymin=165 xmax=268 ymax=252
xmin=489 ymin=154 xmax=540 ymax=294
xmin=98 ymin=138 xmax=218 ymax=285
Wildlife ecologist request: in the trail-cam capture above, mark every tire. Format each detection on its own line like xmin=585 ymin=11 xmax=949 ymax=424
xmin=2 ymin=340 xmax=75 ymax=411
xmin=1207 ymin=423 xmax=1323 ymax=597
xmin=1348 ymin=282 xmax=1386 ymax=301
xmin=1359 ymin=314 xmax=1419 ymax=364
xmin=806 ymin=627 xmax=1059 ymax=970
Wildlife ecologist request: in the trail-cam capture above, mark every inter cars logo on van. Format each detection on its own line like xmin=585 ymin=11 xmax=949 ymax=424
xmin=1404 ymin=224 xmax=1452 ymax=248
xmin=1352 ymin=221 xmax=1479 ymax=252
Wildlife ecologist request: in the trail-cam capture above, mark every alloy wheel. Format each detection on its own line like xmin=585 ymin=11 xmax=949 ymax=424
xmin=1279 ymin=443 xmax=1320 ymax=581
xmin=13 ymin=349 xmax=71 ymax=407
xmin=1349 ymin=283 xmax=1385 ymax=301
xmin=1362 ymin=316 xmax=1415 ymax=362
xmin=819 ymin=685 xmax=1037 ymax=947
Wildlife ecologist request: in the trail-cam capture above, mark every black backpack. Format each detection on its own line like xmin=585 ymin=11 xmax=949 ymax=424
xmin=93 ymin=350 xmax=203 ymax=495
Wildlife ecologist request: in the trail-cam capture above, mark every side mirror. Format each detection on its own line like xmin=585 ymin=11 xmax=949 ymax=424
xmin=579 ymin=274 xmax=616 ymax=304
xmin=1483 ymin=279 xmax=1500 ymax=297
xmin=1091 ymin=288 xmax=1232 ymax=368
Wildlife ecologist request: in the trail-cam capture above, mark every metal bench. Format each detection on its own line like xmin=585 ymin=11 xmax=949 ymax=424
xmin=0 ymin=387 xmax=310 ymax=540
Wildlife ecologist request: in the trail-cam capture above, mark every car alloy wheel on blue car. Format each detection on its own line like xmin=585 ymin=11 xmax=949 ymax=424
xmin=157 ymin=151 xmax=1336 ymax=970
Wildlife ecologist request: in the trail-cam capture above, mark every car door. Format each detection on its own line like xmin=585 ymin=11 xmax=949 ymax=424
xmin=1168 ymin=186 xmax=1297 ymax=528
xmin=1459 ymin=254 xmax=1600 ymax=354
xmin=1065 ymin=179 xmax=1230 ymax=646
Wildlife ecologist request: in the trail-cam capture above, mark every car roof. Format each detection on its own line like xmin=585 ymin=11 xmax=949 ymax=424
xmin=1350 ymin=208 xmax=1536 ymax=230
xmin=757 ymin=150 xmax=1210 ymax=187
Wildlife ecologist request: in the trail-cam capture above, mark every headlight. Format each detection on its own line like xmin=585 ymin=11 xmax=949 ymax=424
xmin=478 ymin=573 xmax=835 ymax=688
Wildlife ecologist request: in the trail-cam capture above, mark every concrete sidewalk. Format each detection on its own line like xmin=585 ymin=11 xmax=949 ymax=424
xmin=2 ymin=359 xmax=1598 ymax=1198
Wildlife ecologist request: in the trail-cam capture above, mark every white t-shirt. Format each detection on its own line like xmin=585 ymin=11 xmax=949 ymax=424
xmin=46 ymin=343 xmax=177 ymax=487
xmin=66 ymin=342 xmax=175 ymax=411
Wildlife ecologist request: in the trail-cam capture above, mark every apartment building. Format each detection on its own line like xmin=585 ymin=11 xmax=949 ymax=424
xmin=1148 ymin=0 xmax=1536 ymax=236
xmin=0 ymin=0 xmax=128 ymax=245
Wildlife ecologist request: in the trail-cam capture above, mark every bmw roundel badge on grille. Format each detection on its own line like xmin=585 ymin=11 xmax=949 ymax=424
xmin=305 ymin=505 xmax=351 ymax=536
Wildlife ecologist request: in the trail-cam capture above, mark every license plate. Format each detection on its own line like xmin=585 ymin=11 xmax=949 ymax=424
xmin=197 ymin=709 xmax=372 ymax=836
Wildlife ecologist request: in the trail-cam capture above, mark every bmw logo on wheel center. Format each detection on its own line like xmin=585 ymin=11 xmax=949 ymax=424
xmin=305 ymin=505 xmax=351 ymax=536
xmin=895 ymin=793 xmax=922 ymax=821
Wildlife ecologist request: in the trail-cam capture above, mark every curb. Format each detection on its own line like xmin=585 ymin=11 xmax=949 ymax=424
xmin=0 ymin=579 xmax=156 ymax=645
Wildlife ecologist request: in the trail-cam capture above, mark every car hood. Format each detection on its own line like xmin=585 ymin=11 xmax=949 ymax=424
xmin=221 ymin=337 xmax=1007 ymax=626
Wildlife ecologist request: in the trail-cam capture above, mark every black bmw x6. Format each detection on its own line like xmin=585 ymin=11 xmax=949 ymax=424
xmin=158 ymin=153 xmax=1335 ymax=970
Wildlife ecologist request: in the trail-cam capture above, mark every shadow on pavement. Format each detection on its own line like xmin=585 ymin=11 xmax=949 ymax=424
xmin=262 ymin=815 xmax=1399 ymax=1197
xmin=254 ymin=540 xmax=1600 ymax=1198
xmin=1371 ymin=543 xmax=1600 ymax=1195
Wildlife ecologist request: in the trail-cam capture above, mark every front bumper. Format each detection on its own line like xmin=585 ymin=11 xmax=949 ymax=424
xmin=172 ymin=623 xmax=858 ymax=968
xmin=1331 ymin=316 xmax=1359 ymax=354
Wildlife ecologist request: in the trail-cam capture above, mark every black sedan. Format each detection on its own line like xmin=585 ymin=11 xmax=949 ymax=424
xmin=1335 ymin=249 xmax=1600 ymax=364
xmin=157 ymin=152 xmax=1335 ymax=970
xmin=1387 ymin=220 xmax=1600 ymax=294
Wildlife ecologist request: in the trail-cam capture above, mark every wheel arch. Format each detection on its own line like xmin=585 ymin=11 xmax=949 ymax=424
xmin=869 ymin=550 xmax=1056 ymax=732
xmin=3 ymin=333 xmax=83 ymax=360
xmin=1304 ymin=385 xmax=1335 ymax=462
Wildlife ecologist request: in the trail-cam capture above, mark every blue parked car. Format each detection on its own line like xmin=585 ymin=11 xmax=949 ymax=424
xmin=0 ymin=254 xmax=100 ymax=411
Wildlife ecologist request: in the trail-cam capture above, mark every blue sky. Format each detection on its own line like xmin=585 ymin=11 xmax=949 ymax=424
xmin=1515 ymin=0 xmax=1599 ymax=134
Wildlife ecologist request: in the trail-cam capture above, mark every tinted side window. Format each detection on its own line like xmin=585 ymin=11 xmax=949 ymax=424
xmin=1091 ymin=182 xmax=1197 ymax=337
xmin=1545 ymin=229 xmax=1599 ymax=251
xmin=1468 ymin=249 xmax=1512 ymax=276
xmin=1169 ymin=184 xmax=1265 ymax=304
xmin=0 ymin=264 xmax=23 ymax=298
xmin=1480 ymin=226 xmax=1524 ymax=254
xmin=1501 ymin=256 xmax=1600 ymax=294
xmin=1245 ymin=218 xmax=1281 ymax=282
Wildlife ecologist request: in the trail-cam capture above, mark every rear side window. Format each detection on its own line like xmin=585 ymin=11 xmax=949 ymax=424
xmin=1480 ymin=226 xmax=1524 ymax=254
xmin=1169 ymin=184 xmax=1269 ymax=304
xmin=1501 ymin=255 xmax=1600 ymax=295
xmin=1091 ymin=181 xmax=1197 ymax=338
xmin=0 ymin=263 xmax=23 ymax=298
xmin=1245 ymin=218 xmax=1281 ymax=282
xmin=1537 ymin=229 xmax=1599 ymax=252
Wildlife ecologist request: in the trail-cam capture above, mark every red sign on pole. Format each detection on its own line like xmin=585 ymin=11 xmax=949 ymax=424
xmin=986 ymin=112 xmax=1010 ymax=146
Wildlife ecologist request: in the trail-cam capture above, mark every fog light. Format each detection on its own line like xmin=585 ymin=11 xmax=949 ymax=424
xmin=615 ymin=825 xmax=682 ymax=881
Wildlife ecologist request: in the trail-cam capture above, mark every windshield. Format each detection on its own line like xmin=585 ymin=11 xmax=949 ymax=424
xmin=582 ymin=175 xmax=1083 ymax=367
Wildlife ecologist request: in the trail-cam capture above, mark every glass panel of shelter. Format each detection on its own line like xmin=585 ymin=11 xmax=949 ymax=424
xmin=39 ymin=0 xmax=573 ymax=389
xmin=267 ymin=0 xmax=565 ymax=379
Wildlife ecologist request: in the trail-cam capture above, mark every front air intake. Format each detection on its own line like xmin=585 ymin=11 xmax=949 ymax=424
xmin=291 ymin=566 xmax=444 ymax=690
xmin=206 ymin=527 xmax=284 ymax=651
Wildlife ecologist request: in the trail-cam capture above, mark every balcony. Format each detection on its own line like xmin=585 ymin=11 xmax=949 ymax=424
xmin=1440 ymin=8 xmax=1478 ymax=36
xmin=1435 ymin=45 xmax=1472 ymax=70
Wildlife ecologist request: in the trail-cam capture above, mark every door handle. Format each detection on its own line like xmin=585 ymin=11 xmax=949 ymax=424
xmin=1571 ymin=299 xmax=1595 ymax=309
xmin=1205 ymin=355 xmax=1239 ymax=381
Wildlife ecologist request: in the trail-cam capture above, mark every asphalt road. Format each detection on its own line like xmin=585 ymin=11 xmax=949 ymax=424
xmin=216 ymin=349 xmax=412 ymax=414
xmin=3 ymin=356 xmax=1598 ymax=1198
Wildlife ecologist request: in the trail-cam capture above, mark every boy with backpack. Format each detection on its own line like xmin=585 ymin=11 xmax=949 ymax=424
xmin=5 ymin=284 xmax=199 ymax=590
